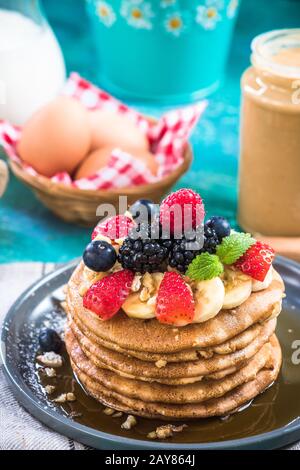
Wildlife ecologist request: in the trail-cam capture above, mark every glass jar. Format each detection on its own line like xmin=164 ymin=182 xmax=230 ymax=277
xmin=0 ymin=0 xmax=66 ymax=124
xmin=238 ymin=29 xmax=300 ymax=237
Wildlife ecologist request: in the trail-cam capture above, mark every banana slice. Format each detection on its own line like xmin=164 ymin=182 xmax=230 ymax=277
xmin=122 ymin=292 xmax=156 ymax=319
xmin=222 ymin=268 xmax=252 ymax=310
xmin=252 ymin=266 xmax=273 ymax=292
xmin=193 ymin=277 xmax=225 ymax=323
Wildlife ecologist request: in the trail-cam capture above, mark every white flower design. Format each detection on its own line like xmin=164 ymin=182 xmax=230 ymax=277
xmin=96 ymin=1 xmax=116 ymax=27
xmin=227 ymin=0 xmax=239 ymax=19
xmin=164 ymin=11 xmax=190 ymax=37
xmin=121 ymin=0 xmax=155 ymax=30
xmin=196 ymin=1 xmax=222 ymax=31
xmin=160 ymin=0 xmax=176 ymax=8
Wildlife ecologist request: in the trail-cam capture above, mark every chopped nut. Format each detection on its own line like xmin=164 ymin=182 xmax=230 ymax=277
xmin=131 ymin=275 xmax=142 ymax=292
xmin=175 ymin=335 xmax=179 ymax=341
xmin=83 ymin=267 xmax=106 ymax=284
xmin=37 ymin=352 xmax=63 ymax=368
xmin=147 ymin=294 xmax=157 ymax=306
xmin=103 ymin=407 xmax=115 ymax=416
xmin=44 ymin=367 xmax=57 ymax=378
xmin=121 ymin=415 xmax=137 ymax=430
xmin=53 ymin=394 xmax=67 ymax=404
xmin=69 ymin=411 xmax=83 ymax=419
xmin=66 ymin=393 xmax=76 ymax=402
xmin=112 ymin=412 xmax=123 ymax=418
xmin=139 ymin=287 xmax=150 ymax=302
xmin=197 ymin=350 xmax=214 ymax=359
xmin=147 ymin=424 xmax=187 ymax=440
xmin=44 ymin=385 xmax=56 ymax=395
xmin=142 ymin=272 xmax=155 ymax=294
xmin=152 ymin=272 xmax=164 ymax=289
xmin=155 ymin=359 xmax=167 ymax=368
xmin=79 ymin=283 xmax=89 ymax=297
xmin=53 ymin=392 xmax=76 ymax=404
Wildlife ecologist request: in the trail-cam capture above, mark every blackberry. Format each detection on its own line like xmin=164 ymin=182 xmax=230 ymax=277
xmin=168 ymin=237 xmax=201 ymax=273
xmin=202 ymin=223 xmax=219 ymax=254
xmin=168 ymin=224 xmax=219 ymax=273
xmin=118 ymin=223 xmax=170 ymax=273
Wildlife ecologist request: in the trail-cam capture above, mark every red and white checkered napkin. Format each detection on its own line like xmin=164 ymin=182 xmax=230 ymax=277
xmin=0 ymin=73 xmax=207 ymax=190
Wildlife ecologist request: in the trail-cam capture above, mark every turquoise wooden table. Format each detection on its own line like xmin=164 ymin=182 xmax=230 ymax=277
xmin=1 ymin=0 xmax=300 ymax=264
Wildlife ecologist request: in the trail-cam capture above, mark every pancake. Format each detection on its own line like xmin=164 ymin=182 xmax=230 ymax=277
xmin=70 ymin=335 xmax=281 ymax=420
xmin=70 ymin=305 xmax=276 ymax=362
xmin=66 ymin=262 xmax=284 ymax=354
xmin=69 ymin=315 xmax=277 ymax=383
xmin=66 ymin=327 xmax=273 ymax=405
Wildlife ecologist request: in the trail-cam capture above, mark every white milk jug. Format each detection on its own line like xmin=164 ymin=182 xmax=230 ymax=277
xmin=0 ymin=0 xmax=66 ymax=125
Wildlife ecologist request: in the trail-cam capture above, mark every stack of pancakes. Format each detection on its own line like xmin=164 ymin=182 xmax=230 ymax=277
xmin=65 ymin=263 xmax=284 ymax=420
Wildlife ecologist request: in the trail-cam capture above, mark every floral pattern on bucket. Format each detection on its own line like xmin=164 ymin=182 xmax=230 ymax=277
xmin=196 ymin=0 xmax=223 ymax=30
xmin=227 ymin=0 xmax=239 ymax=19
xmin=92 ymin=1 xmax=240 ymax=34
xmin=95 ymin=1 xmax=116 ymax=27
xmin=163 ymin=10 xmax=191 ymax=37
xmin=121 ymin=0 xmax=155 ymax=30
xmin=160 ymin=0 xmax=176 ymax=8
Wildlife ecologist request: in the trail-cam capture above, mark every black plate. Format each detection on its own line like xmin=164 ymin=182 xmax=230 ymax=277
xmin=1 ymin=257 xmax=300 ymax=450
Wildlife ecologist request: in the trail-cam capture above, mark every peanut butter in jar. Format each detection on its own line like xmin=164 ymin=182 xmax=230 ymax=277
xmin=238 ymin=29 xmax=300 ymax=237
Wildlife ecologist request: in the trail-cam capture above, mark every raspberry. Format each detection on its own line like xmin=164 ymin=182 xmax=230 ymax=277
xmin=156 ymin=272 xmax=195 ymax=326
xmin=160 ymin=189 xmax=205 ymax=235
xmin=83 ymin=269 xmax=134 ymax=320
xmin=92 ymin=215 xmax=134 ymax=241
xmin=234 ymin=242 xmax=275 ymax=282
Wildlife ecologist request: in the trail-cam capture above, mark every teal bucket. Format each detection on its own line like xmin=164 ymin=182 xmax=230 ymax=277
xmin=86 ymin=0 xmax=240 ymax=105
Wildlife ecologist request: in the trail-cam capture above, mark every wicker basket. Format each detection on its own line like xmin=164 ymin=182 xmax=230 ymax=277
xmin=9 ymin=145 xmax=192 ymax=226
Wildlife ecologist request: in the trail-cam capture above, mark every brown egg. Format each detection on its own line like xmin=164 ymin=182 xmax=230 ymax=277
xmin=75 ymin=146 xmax=158 ymax=180
xmin=88 ymin=109 xmax=149 ymax=153
xmin=17 ymin=97 xmax=91 ymax=177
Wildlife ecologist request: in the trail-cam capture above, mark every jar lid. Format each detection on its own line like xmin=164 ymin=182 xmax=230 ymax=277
xmin=251 ymin=29 xmax=300 ymax=79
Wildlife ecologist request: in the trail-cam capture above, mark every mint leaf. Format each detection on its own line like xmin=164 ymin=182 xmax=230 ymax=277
xmin=186 ymin=253 xmax=224 ymax=281
xmin=216 ymin=233 xmax=255 ymax=265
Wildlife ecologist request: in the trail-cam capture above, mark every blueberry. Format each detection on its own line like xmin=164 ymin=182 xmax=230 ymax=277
xmin=129 ymin=199 xmax=159 ymax=223
xmin=206 ymin=216 xmax=231 ymax=241
xmin=39 ymin=328 xmax=62 ymax=353
xmin=83 ymin=240 xmax=117 ymax=272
